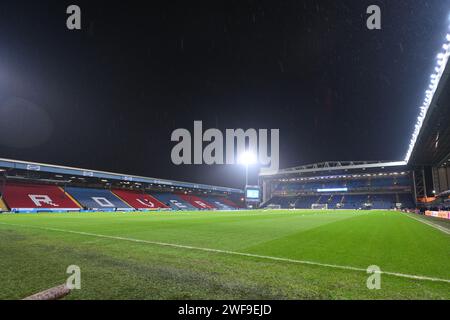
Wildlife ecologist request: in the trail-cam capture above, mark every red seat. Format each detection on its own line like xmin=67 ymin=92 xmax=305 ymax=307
xmin=221 ymin=198 xmax=241 ymax=208
xmin=178 ymin=194 xmax=216 ymax=209
xmin=112 ymin=189 xmax=169 ymax=210
xmin=2 ymin=182 xmax=80 ymax=211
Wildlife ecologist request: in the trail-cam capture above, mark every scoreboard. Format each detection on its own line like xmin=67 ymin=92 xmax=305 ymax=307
xmin=245 ymin=185 xmax=261 ymax=204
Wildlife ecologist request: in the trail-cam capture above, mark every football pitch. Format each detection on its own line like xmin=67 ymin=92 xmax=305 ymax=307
xmin=0 ymin=210 xmax=449 ymax=300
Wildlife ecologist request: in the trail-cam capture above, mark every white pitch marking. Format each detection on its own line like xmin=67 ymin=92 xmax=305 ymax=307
xmin=404 ymin=213 xmax=450 ymax=235
xmin=0 ymin=221 xmax=449 ymax=284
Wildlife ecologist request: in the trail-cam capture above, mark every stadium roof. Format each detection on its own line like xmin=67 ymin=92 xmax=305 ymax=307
xmin=408 ymin=51 xmax=450 ymax=167
xmin=259 ymin=160 xmax=407 ymax=178
xmin=0 ymin=158 xmax=243 ymax=194
xmin=406 ymin=31 xmax=450 ymax=167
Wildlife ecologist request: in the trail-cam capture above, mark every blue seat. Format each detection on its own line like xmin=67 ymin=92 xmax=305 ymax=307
xmin=65 ymin=187 xmax=131 ymax=211
xmin=151 ymin=193 xmax=197 ymax=210
xmin=203 ymin=196 xmax=235 ymax=210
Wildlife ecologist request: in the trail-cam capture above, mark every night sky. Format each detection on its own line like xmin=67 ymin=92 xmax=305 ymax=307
xmin=0 ymin=0 xmax=449 ymax=188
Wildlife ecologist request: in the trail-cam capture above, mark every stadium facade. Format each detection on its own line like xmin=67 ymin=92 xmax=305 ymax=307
xmin=0 ymin=158 xmax=244 ymax=213
xmin=259 ymin=161 xmax=415 ymax=210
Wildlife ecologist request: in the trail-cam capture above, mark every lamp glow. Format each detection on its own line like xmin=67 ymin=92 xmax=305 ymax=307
xmin=239 ymin=151 xmax=257 ymax=165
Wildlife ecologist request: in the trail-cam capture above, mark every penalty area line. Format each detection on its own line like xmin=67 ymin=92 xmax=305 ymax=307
xmin=0 ymin=221 xmax=449 ymax=284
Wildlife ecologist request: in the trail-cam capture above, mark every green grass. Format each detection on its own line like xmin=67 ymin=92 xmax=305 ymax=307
xmin=0 ymin=210 xmax=449 ymax=300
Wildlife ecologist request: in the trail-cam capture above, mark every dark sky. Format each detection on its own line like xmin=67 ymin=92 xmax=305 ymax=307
xmin=0 ymin=0 xmax=449 ymax=188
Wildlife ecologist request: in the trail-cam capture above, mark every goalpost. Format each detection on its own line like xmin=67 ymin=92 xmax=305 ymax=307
xmin=266 ymin=204 xmax=282 ymax=210
xmin=311 ymin=203 xmax=328 ymax=210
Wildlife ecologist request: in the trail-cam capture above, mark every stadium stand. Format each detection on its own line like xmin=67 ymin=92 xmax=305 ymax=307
xmin=262 ymin=195 xmax=316 ymax=209
xmin=151 ymin=192 xmax=198 ymax=210
xmin=178 ymin=194 xmax=216 ymax=210
xmin=220 ymin=197 xmax=242 ymax=208
xmin=112 ymin=189 xmax=169 ymax=210
xmin=371 ymin=178 xmax=394 ymax=188
xmin=0 ymin=158 xmax=245 ymax=213
xmin=261 ymin=196 xmax=284 ymax=208
xmin=341 ymin=194 xmax=369 ymax=209
xmin=397 ymin=193 xmax=415 ymax=209
xmin=65 ymin=187 xmax=131 ymax=211
xmin=324 ymin=195 xmax=342 ymax=208
xmin=346 ymin=179 xmax=369 ymax=188
xmin=294 ymin=196 xmax=319 ymax=208
xmin=262 ymin=192 xmax=415 ymax=210
xmin=274 ymin=176 xmax=411 ymax=195
xmin=370 ymin=194 xmax=396 ymax=209
xmin=202 ymin=196 xmax=236 ymax=210
xmin=261 ymin=162 xmax=417 ymax=210
xmin=2 ymin=182 xmax=80 ymax=212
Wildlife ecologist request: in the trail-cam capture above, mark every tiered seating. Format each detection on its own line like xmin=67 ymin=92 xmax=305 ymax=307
xmin=263 ymin=196 xmax=320 ymax=209
xmin=276 ymin=175 xmax=413 ymax=194
xmin=178 ymin=194 xmax=216 ymax=210
xmin=341 ymin=195 xmax=369 ymax=209
xmin=265 ymin=192 xmax=417 ymax=210
xmin=203 ymin=196 xmax=235 ymax=210
xmin=221 ymin=197 xmax=243 ymax=208
xmin=346 ymin=180 xmax=369 ymax=188
xmin=370 ymin=178 xmax=394 ymax=188
xmin=370 ymin=194 xmax=396 ymax=209
xmin=262 ymin=196 xmax=280 ymax=207
xmin=325 ymin=195 xmax=342 ymax=209
xmin=302 ymin=182 xmax=324 ymax=191
xmin=395 ymin=177 xmax=411 ymax=186
xmin=2 ymin=182 xmax=80 ymax=212
xmin=65 ymin=187 xmax=131 ymax=211
xmin=112 ymin=189 xmax=169 ymax=210
xmin=151 ymin=192 xmax=197 ymax=210
xmin=264 ymin=195 xmax=343 ymax=209
xmin=398 ymin=193 xmax=415 ymax=208
xmin=264 ymin=197 xmax=297 ymax=209
xmin=293 ymin=195 xmax=319 ymax=208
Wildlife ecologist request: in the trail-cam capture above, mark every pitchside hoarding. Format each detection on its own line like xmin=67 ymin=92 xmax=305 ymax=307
xmin=425 ymin=210 xmax=450 ymax=220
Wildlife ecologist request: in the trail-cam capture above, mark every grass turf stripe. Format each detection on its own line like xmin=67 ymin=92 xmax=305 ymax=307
xmin=1 ymin=221 xmax=449 ymax=284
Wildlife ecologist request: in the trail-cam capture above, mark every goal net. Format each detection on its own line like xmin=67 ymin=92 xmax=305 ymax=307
xmin=311 ymin=203 xmax=328 ymax=210
xmin=266 ymin=204 xmax=282 ymax=210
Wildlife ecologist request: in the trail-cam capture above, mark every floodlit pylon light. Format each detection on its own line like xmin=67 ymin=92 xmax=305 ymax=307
xmin=238 ymin=151 xmax=257 ymax=188
xmin=238 ymin=151 xmax=257 ymax=165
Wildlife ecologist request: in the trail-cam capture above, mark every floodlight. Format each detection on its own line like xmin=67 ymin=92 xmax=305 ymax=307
xmin=239 ymin=151 xmax=257 ymax=165
xmin=238 ymin=151 xmax=257 ymax=188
